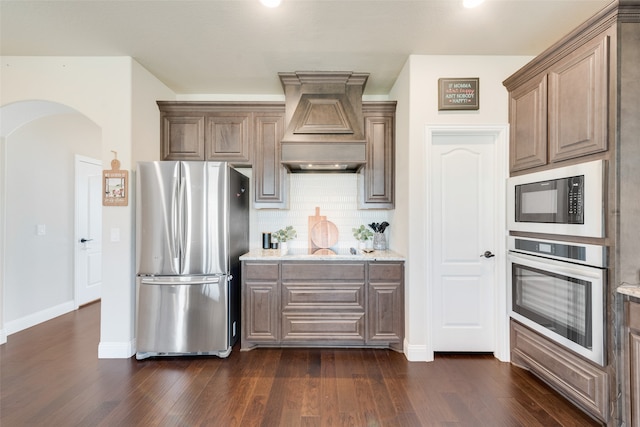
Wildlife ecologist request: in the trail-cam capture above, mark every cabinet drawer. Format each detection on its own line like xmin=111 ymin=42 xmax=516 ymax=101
xmin=511 ymin=321 xmax=608 ymax=422
xmin=282 ymin=283 xmax=364 ymax=310
xmin=282 ymin=263 xmax=365 ymax=281
xmin=369 ymin=262 xmax=403 ymax=281
xmin=629 ymin=301 xmax=640 ymax=331
xmin=282 ymin=312 xmax=365 ymax=342
xmin=244 ymin=262 xmax=279 ymax=280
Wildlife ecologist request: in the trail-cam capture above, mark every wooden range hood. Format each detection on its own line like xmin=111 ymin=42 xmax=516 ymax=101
xmin=279 ymin=71 xmax=369 ymax=172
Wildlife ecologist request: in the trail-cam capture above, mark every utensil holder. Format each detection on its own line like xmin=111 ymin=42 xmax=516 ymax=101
xmin=373 ymin=232 xmax=387 ymax=250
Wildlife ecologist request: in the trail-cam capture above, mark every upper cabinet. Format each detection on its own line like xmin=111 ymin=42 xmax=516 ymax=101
xmin=160 ymin=114 xmax=205 ymax=161
xmin=157 ymin=99 xmax=395 ymax=210
xmin=253 ymin=108 xmax=288 ymax=209
xmin=508 ymin=75 xmax=547 ymax=172
xmin=158 ymin=102 xmax=286 ymax=208
xmin=359 ymin=102 xmax=396 ymax=209
xmin=158 ymin=102 xmax=253 ymax=165
xmin=547 ymin=34 xmax=609 ymax=163
xmin=504 ymin=29 xmax=611 ymax=174
xmin=204 ymin=113 xmax=251 ymax=163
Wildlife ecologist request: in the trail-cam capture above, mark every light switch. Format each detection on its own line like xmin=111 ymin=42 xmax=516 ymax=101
xmin=36 ymin=224 xmax=46 ymax=235
xmin=110 ymin=227 xmax=120 ymax=242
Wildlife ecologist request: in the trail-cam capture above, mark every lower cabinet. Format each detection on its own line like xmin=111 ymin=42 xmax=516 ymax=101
xmin=242 ymin=262 xmax=279 ymax=343
xmin=627 ymin=300 xmax=640 ymax=427
xmin=241 ymin=260 xmax=404 ymax=351
xmin=367 ymin=262 xmax=403 ymax=350
xmin=510 ymin=320 xmax=609 ymax=423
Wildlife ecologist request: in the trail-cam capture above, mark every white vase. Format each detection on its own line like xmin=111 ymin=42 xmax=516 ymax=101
xmin=280 ymin=241 xmax=288 ymax=255
xmin=358 ymin=240 xmax=367 ymax=250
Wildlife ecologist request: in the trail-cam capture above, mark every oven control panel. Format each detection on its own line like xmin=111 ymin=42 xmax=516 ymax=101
xmin=508 ymin=236 xmax=607 ymax=268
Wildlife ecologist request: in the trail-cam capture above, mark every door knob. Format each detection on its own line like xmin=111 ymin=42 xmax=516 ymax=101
xmin=80 ymin=238 xmax=93 ymax=243
xmin=481 ymin=251 xmax=495 ymax=258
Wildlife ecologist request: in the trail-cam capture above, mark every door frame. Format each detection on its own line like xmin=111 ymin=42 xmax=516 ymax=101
xmin=424 ymin=124 xmax=509 ymax=362
xmin=74 ymin=155 xmax=102 ymax=309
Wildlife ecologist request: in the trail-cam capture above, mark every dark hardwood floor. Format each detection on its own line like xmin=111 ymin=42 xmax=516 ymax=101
xmin=1 ymin=302 xmax=600 ymax=426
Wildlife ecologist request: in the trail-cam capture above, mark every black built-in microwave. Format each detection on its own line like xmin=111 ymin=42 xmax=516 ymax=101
xmin=508 ymin=160 xmax=604 ymax=238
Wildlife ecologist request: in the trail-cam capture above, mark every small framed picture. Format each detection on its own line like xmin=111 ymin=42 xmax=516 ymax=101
xmin=438 ymin=78 xmax=479 ymax=111
xmin=103 ymin=169 xmax=128 ymax=206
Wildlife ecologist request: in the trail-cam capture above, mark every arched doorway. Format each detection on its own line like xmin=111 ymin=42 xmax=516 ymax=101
xmin=0 ymin=100 xmax=102 ymax=340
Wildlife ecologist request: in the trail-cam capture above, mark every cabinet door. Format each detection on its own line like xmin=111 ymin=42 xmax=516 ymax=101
xmin=204 ymin=113 xmax=251 ymax=164
xmin=548 ymin=34 xmax=609 ymax=163
xmin=367 ymin=263 xmax=404 ymax=346
xmin=631 ymin=331 xmax=640 ymax=427
xmin=244 ymin=281 xmax=279 ymax=343
xmin=161 ymin=115 xmax=205 ymax=160
xmin=508 ymin=74 xmax=547 ymax=172
xmin=359 ymin=102 xmax=395 ymax=209
xmin=242 ymin=262 xmax=280 ymax=345
xmin=254 ymin=111 xmax=288 ymax=208
xmin=629 ymin=301 xmax=640 ymax=427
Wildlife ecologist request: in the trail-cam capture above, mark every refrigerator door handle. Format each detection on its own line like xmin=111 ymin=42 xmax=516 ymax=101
xmin=169 ymin=172 xmax=181 ymax=270
xmin=177 ymin=170 xmax=187 ymax=270
xmin=140 ymin=276 xmax=222 ymax=286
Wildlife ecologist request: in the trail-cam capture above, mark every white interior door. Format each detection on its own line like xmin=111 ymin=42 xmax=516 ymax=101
xmin=75 ymin=156 xmax=102 ymax=306
xmin=430 ymin=131 xmax=500 ymax=352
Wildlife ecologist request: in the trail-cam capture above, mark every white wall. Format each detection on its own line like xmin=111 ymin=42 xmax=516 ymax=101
xmin=4 ymin=114 xmax=100 ymax=332
xmin=390 ymin=55 xmax=532 ymax=361
xmin=0 ymin=56 xmax=173 ymax=357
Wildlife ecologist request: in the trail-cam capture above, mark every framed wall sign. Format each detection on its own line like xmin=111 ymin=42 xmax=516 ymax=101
xmin=438 ymin=78 xmax=479 ymax=110
xmin=103 ymin=152 xmax=128 ymax=206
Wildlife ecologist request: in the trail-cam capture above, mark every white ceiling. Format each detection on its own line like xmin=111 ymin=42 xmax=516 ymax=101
xmin=0 ymin=0 xmax=610 ymax=96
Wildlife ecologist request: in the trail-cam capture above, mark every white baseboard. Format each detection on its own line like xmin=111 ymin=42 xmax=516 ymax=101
xmin=0 ymin=328 xmax=6 ymax=344
xmin=5 ymin=300 xmax=75 ymax=335
xmin=98 ymin=339 xmax=135 ymax=359
xmin=404 ymin=340 xmax=433 ymax=362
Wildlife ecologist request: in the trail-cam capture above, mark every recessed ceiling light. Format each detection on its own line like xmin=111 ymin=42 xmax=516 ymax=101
xmin=260 ymin=0 xmax=281 ymax=7
xmin=463 ymin=0 xmax=484 ymax=8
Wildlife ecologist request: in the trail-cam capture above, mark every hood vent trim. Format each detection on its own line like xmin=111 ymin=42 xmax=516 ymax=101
xmin=279 ymin=71 xmax=369 ymax=173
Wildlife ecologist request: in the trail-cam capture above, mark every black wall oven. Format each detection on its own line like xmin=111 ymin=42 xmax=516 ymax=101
xmin=508 ymin=236 xmax=606 ymax=366
xmin=508 ymin=159 xmax=605 ymax=238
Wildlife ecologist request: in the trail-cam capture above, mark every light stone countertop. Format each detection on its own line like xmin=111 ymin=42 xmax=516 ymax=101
xmin=240 ymin=248 xmax=405 ymax=262
xmin=617 ymin=283 xmax=640 ymax=299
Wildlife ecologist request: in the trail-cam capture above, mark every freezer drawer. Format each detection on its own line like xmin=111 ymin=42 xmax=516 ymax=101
xmin=136 ymin=275 xmax=231 ymax=359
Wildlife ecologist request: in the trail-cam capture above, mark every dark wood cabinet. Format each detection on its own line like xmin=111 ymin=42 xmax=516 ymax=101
xmin=360 ymin=102 xmax=396 ymax=209
xmin=161 ymin=114 xmax=205 ymax=161
xmin=204 ymin=113 xmax=251 ymax=163
xmin=547 ymin=34 xmax=609 ymax=163
xmin=253 ymin=109 xmax=288 ymax=208
xmin=159 ymin=102 xmax=251 ymax=164
xmin=504 ymin=4 xmax=640 ymax=424
xmin=157 ymin=101 xmax=395 ymax=210
xmin=627 ymin=300 xmax=640 ymax=427
xmin=241 ymin=260 xmax=404 ymax=351
xmin=508 ymin=75 xmax=547 ymax=172
xmin=367 ymin=262 xmax=403 ymax=350
xmin=504 ymin=30 xmax=610 ymax=174
xmin=158 ymin=102 xmax=287 ymax=207
xmin=242 ymin=262 xmax=280 ymax=346
xmin=510 ymin=320 xmax=609 ymax=422
xmin=281 ymin=263 xmax=366 ymax=344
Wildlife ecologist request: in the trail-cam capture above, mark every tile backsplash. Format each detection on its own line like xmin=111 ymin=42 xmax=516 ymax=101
xmin=244 ymin=171 xmax=391 ymax=251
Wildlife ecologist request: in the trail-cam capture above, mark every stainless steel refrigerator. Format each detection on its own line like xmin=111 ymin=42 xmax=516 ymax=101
xmin=135 ymin=161 xmax=249 ymax=360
